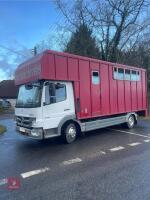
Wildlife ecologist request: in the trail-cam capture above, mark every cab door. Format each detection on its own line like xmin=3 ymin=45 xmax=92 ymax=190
xmin=90 ymin=62 xmax=101 ymax=116
xmin=42 ymin=82 xmax=75 ymax=130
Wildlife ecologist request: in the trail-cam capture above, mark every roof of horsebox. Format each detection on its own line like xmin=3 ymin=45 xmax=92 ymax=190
xmin=15 ymin=49 xmax=146 ymax=86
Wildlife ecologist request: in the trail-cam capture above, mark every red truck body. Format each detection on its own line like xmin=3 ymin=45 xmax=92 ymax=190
xmin=15 ymin=50 xmax=148 ymax=119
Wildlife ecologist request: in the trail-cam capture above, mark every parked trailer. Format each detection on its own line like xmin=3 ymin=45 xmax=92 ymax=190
xmin=15 ymin=50 xmax=147 ymax=143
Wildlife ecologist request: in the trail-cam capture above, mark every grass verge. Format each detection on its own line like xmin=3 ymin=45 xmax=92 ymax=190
xmin=0 ymin=107 xmax=4 ymax=114
xmin=0 ymin=125 xmax=6 ymax=134
xmin=139 ymin=116 xmax=150 ymax=120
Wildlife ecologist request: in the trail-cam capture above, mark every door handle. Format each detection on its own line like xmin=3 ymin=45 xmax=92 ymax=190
xmin=64 ymin=109 xmax=70 ymax=111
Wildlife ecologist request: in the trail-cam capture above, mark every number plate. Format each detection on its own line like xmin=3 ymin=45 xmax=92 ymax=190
xmin=19 ymin=127 xmax=25 ymax=132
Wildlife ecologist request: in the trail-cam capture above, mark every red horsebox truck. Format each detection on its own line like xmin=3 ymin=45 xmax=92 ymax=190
xmin=15 ymin=50 xmax=148 ymax=143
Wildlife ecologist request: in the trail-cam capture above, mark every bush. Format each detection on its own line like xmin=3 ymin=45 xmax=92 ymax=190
xmin=0 ymin=107 xmax=4 ymax=114
xmin=0 ymin=125 xmax=6 ymax=134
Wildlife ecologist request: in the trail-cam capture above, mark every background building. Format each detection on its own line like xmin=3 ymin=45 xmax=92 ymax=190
xmin=0 ymin=80 xmax=18 ymax=109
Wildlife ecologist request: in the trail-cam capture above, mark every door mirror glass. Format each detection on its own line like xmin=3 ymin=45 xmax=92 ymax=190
xmin=56 ymin=83 xmax=64 ymax=89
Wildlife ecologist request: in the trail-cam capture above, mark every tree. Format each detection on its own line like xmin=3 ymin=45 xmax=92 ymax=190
xmin=54 ymin=0 xmax=149 ymax=62
xmin=54 ymin=0 xmax=150 ymax=111
xmin=86 ymin=0 xmax=149 ymax=62
xmin=64 ymin=23 xmax=101 ymax=59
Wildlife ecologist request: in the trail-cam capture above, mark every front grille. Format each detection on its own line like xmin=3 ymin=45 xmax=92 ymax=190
xmin=16 ymin=116 xmax=34 ymax=128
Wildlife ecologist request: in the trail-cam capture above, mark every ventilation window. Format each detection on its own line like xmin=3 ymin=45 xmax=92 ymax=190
xmin=125 ymin=69 xmax=131 ymax=81
xmin=137 ymin=71 xmax=140 ymax=81
xmin=114 ymin=67 xmax=118 ymax=79
xmin=92 ymin=71 xmax=100 ymax=85
xmin=131 ymin=71 xmax=137 ymax=81
xmin=118 ymin=68 xmax=124 ymax=80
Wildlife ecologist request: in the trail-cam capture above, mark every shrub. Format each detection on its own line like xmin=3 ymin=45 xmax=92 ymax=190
xmin=0 ymin=125 xmax=6 ymax=134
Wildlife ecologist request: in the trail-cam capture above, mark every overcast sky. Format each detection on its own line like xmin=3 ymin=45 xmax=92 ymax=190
xmin=0 ymin=0 xmax=61 ymax=81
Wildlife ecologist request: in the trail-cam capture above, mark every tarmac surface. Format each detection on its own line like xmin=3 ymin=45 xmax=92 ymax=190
xmin=0 ymin=116 xmax=150 ymax=200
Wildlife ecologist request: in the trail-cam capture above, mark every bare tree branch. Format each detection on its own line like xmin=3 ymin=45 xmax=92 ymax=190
xmin=53 ymin=0 xmax=149 ymax=62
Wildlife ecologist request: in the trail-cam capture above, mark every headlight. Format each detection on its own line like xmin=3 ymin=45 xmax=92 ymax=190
xmin=31 ymin=128 xmax=43 ymax=138
xmin=32 ymin=119 xmax=36 ymax=126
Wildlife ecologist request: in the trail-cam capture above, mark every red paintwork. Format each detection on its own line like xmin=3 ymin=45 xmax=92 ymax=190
xmin=90 ymin=62 xmax=101 ymax=116
xmin=109 ymin=66 xmax=118 ymax=114
xmin=125 ymin=80 xmax=132 ymax=112
xmin=79 ymin=59 xmax=91 ymax=118
xmin=100 ymin=64 xmax=110 ymax=115
xmin=137 ymin=71 xmax=143 ymax=110
xmin=15 ymin=50 xmax=148 ymax=118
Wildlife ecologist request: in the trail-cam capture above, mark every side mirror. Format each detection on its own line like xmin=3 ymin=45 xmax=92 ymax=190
xmin=56 ymin=83 xmax=64 ymax=89
xmin=25 ymin=84 xmax=33 ymax=90
xmin=43 ymin=102 xmax=46 ymax=106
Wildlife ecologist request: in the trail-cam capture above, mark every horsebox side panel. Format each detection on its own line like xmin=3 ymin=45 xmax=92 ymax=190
xmin=142 ymin=71 xmax=147 ymax=110
xmin=145 ymin=71 xmax=148 ymax=116
xmin=15 ymin=54 xmax=43 ymax=85
xmin=100 ymin=63 xmax=110 ymax=115
xmin=78 ymin=59 xmax=92 ymax=119
xmin=131 ymin=80 xmax=137 ymax=111
xmin=41 ymin=53 xmax=56 ymax=80
xmin=73 ymin=81 xmax=80 ymax=119
xmin=67 ymin=57 xmax=82 ymax=118
xmin=136 ymin=70 xmax=143 ymax=110
xmin=90 ymin=61 xmax=101 ymax=117
xmin=109 ymin=65 xmax=118 ymax=114
xmin=42 ymin=53 xmax=80 ymax=81
xmin=68 ymin=57 xmax=79 ymax=81
xmin=55 ymin=55 xmax=68 ymax=80
xmin=124 ymin=79 xmax=132 ymax=112
xmin=117 ymin=77 xmax=125 ymax=113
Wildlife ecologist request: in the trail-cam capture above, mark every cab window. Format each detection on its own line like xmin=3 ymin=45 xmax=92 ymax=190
xmin=45 ymin=83 xmax=66 ymax=105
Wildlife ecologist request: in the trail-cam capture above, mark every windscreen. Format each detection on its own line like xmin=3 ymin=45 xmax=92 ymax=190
xmin=16 ymin=83 xmax=42 ymax=108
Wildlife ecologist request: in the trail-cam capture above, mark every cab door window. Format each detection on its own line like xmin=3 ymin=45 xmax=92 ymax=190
xmin=55 ymin=84 xmax=66 ymax=103
xmin=45 ymin=83 xmax=66 ymax=105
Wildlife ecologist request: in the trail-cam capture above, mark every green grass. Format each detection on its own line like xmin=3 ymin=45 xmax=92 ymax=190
xmin=139 ymin=116 xmax=150 ymax=120
xmin=0 ymin=125 xmax=6 ymax=134
xmin=0 ymin=107 xmax=4 ymax=114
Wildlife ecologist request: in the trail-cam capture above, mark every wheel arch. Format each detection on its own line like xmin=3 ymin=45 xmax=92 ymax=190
xmin=58 ymin=115 xmax=81 ymax=135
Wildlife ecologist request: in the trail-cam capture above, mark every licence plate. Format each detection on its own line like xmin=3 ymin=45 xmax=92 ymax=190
xmin=19 ymin=127 xmax=25 ymax=132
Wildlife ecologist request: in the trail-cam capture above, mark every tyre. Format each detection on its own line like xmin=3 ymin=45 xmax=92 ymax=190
xmin=62 ymin=123 xmax=77 ymax=144
xmin=125 ymin=115 xmax=136 ymax=129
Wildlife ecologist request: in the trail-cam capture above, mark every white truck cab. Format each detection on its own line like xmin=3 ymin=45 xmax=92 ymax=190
xmin=15 ymin=79 xmax=137 ymax=144
xmin=15 ymin=81 xmax=77 ymax=143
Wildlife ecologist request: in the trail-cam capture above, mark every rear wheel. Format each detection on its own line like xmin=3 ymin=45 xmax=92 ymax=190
xmin=62 ymin=123 xmax=77 ymax=144
xmin=125 ymin=115 xmax=136 ymax=129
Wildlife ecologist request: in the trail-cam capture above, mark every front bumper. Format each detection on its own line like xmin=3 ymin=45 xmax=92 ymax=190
xmin=16 ymin=126 xmax=44 ymax=140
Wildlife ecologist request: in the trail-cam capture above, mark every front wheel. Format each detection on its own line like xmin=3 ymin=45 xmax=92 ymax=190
xmin=62 ymin=123 xmax=77 ymax=144
xmin=125 ymin=115 xmax=136 ymax=129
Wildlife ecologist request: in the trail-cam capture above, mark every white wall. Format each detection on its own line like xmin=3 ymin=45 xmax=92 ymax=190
xmin=0 ymin=98 xmax=16 ymax=109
